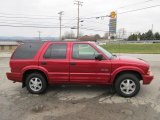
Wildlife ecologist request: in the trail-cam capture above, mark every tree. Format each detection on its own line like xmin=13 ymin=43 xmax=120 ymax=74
xmin=140 ymin=33 xmax=146 ymax=40
xmin=94 ymin=34 xmax=101 ymax=39
xmin=128 ymin=34 xmax=138 ymax=41
xmin=137 ymin=33 xmax=141 ymax=41
xmin=127 ymin=30 xmax=160 ymax=41
xmin=145 ymin=30 xmax=154 ymax=40
xmin=154 ymin=32 xmax=160 ymax=40
xmin=111 ymin=36 xmax=115 ymax=40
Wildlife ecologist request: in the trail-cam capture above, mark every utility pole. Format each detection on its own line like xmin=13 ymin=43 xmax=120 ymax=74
xmin=151 ymin=24 xmax=153 ymax=32
xmin=151 ymin=24 xmax=155 ymax=40
xmin=74 ymin=0 xmax=83 ymax=39
xmin=122 ymin=28 xmax=125 ymax=40
xmin=58 ymin=11 xmax=64 ymax=40
xmin=37 ymin=31 xmax=41 ymax=41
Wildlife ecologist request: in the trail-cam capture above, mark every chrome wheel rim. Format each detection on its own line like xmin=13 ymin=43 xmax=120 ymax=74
xmin=29 ymin=77 xmax=42 ymax=92
xmin=120 ymin=79 xmax=136 ymax=95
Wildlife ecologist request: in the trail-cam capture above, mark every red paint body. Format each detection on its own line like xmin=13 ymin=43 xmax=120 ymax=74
xmin=6 ymin=41 xmax=153 ymax=85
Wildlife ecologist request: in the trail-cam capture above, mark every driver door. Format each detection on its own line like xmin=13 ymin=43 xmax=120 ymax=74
xmin=69 ymin=43 xmax=111 ymax=84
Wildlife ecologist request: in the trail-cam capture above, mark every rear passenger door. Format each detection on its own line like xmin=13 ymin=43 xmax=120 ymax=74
xmin=39 ymin=43 xmax=69 ymax=83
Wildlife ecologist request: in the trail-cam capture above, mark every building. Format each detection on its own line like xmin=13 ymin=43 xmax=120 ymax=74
xmin=78 ymin=35 xmax=97 ymax=42
xmin=0 ymin=41 xmax=20 ymax=52
xmin=64 ymin=39 xmax=77 ymax=41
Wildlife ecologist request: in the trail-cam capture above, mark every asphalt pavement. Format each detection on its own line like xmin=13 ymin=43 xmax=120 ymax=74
xmin=0 ymin=54 xmax=160 ymax=120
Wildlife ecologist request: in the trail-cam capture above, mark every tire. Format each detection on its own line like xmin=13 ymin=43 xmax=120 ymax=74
xmin=25 ymin=73 xmax=47 ymax=94
xmin=115 ymin=74 xmax=140 ymax=97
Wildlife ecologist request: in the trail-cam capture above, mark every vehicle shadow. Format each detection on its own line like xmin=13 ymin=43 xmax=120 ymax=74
xmin=46 ymin=85 xmax=116 ymax=101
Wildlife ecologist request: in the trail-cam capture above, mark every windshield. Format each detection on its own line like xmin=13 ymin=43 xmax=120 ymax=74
xmin=95 ymin=43 xmax=113 ymax=59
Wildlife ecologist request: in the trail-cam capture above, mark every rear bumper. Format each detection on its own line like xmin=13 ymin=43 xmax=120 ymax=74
xmin=6 ymin=72 xmax=22 ymax=82
xmin=143 ymin=72 xmax=154 ymax=85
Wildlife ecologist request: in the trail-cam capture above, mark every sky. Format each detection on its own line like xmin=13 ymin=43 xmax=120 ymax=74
xmin=0 ymin=0 xmax=159 ymax=37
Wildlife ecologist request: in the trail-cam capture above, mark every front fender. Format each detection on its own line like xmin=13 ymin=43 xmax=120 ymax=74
xmin=110 ymin=66 xmax=144 ymax=83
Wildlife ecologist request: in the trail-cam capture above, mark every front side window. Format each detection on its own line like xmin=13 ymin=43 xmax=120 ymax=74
xmin=94 ymin=43 xmax=113 ymax=59
xmin=72 ymin=44 xmax=98 ymax=60
xmin=44 ymin=43 xmax=67 ymax=59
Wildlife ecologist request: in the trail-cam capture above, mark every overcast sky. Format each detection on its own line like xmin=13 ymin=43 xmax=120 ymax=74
xmin=0 ymin=0 xmax=159 ymax=37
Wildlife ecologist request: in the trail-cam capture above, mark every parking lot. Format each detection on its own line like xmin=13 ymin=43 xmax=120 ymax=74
xmin=0 ymin=54 xmax=160 ymax=120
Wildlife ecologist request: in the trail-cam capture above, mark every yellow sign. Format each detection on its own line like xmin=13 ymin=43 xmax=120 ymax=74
xmin=110 ymin=11 xmax=117 ymax=18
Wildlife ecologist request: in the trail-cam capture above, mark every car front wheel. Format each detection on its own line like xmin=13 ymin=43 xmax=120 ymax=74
xmin=115 ymin=74 xmax=140 ymax=97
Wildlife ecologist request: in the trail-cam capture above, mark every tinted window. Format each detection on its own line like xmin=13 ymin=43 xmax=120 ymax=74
xmin=72 ymin=44 xmax=98 ymax=60
xmin=12 ymin=42 xmax=43 ymax=59
xmin=44 ymin=44 xmax=67 ymax=59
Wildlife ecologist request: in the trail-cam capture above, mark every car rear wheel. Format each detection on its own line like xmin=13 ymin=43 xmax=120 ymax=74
xmin=115 ymin=74 xmax=140 ymax=97
xmin=25 ymin=73 xmax=47 ymax=94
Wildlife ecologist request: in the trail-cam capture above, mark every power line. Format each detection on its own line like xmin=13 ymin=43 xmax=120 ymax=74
xmin=0 ymin=12 xmax=58 ymax=18
xmin=80 ymin=15 xmax=108 ymax=20
xmin=0 ymin=18 xmax=70 ymax=26
xmin=81 ymin=4 xmax=160 ymax=20
xmin=81 ymin=25 xmax=107 ymax=30
xmin=0 ymin=12 xmax=77 ymax=20
xmin=0 ymin=21 xmax=60 ymax=27
xmin=80 ymin=0 xmax=155 ymax=18
xmin=63 ymin=21 xmax=77 ymax=26
xmin=117 ymin=0 xmax=155 ymax=9
xmin=0 ymin=15 xmax=59 ymax=20
xmin=0 ymin=14 xmax=76 ymax=21
xmin=81 ymin=27 xmax=108 ymax=32
xmin=64 ymin=24 xmax=107 ymax=29
xmin=119 ymin=4 xmax=160 ymax=14
xmin=0 ymin=0 xmax=154 ymax=20
xmin=0 ymin=20 xmax=79 ymax=28
xmin=62 ymin=24 xmax=108 ymax=32
xmin=82 ymin=19 xmax=108 ymax=26
xmin=0 ymin=24 xmax=71 ymax=28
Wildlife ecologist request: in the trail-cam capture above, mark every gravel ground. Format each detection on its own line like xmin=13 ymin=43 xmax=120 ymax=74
xmin=0 ymin=54 xmax=160 ymax=120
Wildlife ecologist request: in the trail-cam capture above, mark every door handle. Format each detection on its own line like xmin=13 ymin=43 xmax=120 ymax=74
xmin=70 ymin=62 xmax=76 ymax=66
xmin=41 ymin=62 xmax=47 ymax=65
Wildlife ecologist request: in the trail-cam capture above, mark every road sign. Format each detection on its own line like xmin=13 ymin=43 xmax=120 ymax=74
xmin=109 ymin=18 xmax=117 ymax=34
xmin=110 ymin=11 xmax=117 ymax=19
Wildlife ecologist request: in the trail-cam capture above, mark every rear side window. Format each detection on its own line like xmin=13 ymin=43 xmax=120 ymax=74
xmin=12 ymin=42 xmax=43 ymax=59
xmin=44 ymin=43 xmax=67 ymax=59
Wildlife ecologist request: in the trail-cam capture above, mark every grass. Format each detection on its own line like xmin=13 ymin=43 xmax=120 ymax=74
xmin=101 ymin=43 xmax=160 ymax=54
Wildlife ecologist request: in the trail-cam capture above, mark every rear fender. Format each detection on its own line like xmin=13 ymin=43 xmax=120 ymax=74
xmin=21 ymin=66 xmax=49 ymax=87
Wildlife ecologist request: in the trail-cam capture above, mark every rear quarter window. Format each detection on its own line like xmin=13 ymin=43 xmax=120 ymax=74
xmin=44 ymin=43 xmax=67 ymax=59
xmin=12 ymin=42 xmax=43 ymax=59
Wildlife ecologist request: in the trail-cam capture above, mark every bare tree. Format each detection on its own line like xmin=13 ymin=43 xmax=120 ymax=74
xmin=118 ymin=28 xmax=126 ymax=39
xmin=63 ymin=30 xmax=76 ymax=39
xmin=103 ymin=32 xmax=109 ymax=39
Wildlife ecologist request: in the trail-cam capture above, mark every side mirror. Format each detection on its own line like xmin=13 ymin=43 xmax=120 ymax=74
xmin=95 ymin=53 xmax=103 ymax=61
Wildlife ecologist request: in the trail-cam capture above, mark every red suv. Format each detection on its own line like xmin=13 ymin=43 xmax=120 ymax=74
xmin=6 ymin=41 xmax=153 ymax=97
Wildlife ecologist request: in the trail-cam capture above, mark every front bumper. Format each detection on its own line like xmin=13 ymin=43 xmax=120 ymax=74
xmin=6 ymin=72 xmax=22 ymax=82
xmin=143 ymin=72 xmax=154 ymax=84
